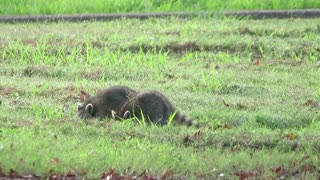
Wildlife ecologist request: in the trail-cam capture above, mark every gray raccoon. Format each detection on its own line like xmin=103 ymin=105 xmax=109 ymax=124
xmin=113 ymin=90 xmax=199 ymax=128
xmin=78 ymin=85 xmax=136 ymax=119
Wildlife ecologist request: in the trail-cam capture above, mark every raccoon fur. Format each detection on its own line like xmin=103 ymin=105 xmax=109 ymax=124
xmin=78 ymin=85 xmax=136 ymax=119
xmin=113 ymin=90 xmax=199 ymax=128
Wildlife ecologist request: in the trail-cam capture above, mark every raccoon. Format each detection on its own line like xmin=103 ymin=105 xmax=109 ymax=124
xmin=113 ymin=90 xmax=199 ymax=128
xmin=78 ymin=85 xmax=137 ymax=119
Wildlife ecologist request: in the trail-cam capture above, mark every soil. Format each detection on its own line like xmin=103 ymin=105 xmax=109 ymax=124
xmin=1 ymin=9 xmax=320 ymax=23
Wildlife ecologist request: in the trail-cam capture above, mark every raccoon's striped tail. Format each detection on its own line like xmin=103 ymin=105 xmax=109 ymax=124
xmin=174 ymin=112 xmax=200 ymax=128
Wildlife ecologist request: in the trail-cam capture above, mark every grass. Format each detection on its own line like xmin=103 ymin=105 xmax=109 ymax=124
xmin=1 ymin=0 xmax=320 ymax=16
xmin=0 ymin=17 xmax=320 ymax=178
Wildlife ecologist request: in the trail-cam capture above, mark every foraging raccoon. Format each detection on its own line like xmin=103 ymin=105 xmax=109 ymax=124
xmin=113 ymin=90 xmax=199 ymax=128
xmin=78 ymin=85 xmax=136 ymax=119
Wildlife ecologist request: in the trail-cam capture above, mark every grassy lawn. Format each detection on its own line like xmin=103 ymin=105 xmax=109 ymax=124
xmin=1 ymin=0 xmax=320 ymax=16
xmin=0 ymin=17 xmax=320 ymax=179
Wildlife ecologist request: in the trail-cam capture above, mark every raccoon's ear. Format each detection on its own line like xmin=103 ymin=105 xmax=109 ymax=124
xmin=123 ymin=111 xmax=131 ymax=119
xmin=80 ymin=91 xmax=91 ymax=101
xmin=85 ymin=104 xmax=94 ymax=114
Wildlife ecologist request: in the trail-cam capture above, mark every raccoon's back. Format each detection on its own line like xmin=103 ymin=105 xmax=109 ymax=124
xmin=117 ymin=90 xmax=199 ymax=127
xmin=98 ymin=86 xmax=136 ymax=110
xmin=90 ymin=86 xmax=136 ymax=118
xmin=119 ymin=90 xmax=174 ymax=125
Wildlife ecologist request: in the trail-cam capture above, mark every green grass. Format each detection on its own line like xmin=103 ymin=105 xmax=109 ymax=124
xmin=0 ymin=17 xmax=320 ymax=178
xmin=1 ymin=0 xmax=320 ymax=16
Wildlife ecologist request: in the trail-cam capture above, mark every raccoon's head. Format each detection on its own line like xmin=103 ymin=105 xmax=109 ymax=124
xmin=77 ymin=103 xmax=94 ymax=119
xmin=78 ymin=90 xmax=94 ymax=119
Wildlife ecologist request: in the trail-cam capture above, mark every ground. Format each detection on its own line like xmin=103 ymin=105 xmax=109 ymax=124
xmin=0 ymin=17 xmax=320 ymax=179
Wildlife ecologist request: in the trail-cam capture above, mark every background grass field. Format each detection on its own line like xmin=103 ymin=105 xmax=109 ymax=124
xmin=1 ymin=17 xmax=320 ymax=179
xmin=1 ymin=0 xmax=320 ymax=16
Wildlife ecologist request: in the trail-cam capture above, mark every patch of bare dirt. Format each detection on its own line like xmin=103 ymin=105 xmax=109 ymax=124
xmin=23 ymin=66 xmax=51 ymax=77
xmin=0 ymin=85 xmax=22 ymax=96
xmin=268 ymin=59 xmax=304 ymax=66
xmin=1 ymin=10 xmax=320 ymax=23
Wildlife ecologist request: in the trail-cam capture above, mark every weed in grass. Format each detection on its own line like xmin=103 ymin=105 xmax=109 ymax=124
xmin=192 ymin=63 xmax=224 ymax=93
xmin=167 ymin=111 xmax=177 ymax=126
xmin=133 ymin=109 xmax=148 ymax=126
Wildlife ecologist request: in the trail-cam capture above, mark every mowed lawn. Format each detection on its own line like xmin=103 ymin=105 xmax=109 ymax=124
xmin=0 ymin=17 xmax=320 ymax=179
